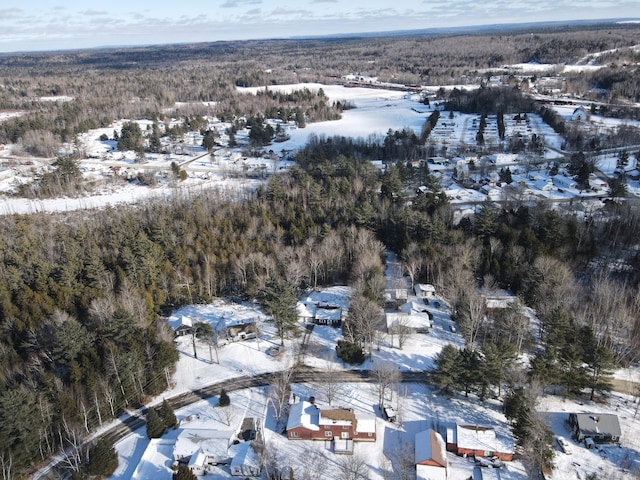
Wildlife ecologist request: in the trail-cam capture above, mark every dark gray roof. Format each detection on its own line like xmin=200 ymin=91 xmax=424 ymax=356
xmin=573 ymin=413 xmax=621 ymax=437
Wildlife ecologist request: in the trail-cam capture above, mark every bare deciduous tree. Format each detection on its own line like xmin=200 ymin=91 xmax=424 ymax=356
xmin=372 ymin=359 xmax=401 ymax=408
xmin=269 ymin=365 xmax=296 ymax=427
xmin=337 ymin=452 xmax=368 ymax=480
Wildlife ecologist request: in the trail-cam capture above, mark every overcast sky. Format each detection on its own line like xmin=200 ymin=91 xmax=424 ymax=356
xmin=1 ymin=1 xmax=639 ymax=53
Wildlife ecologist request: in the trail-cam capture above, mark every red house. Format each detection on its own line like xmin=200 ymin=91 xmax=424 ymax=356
xmin=415 ymin=429 xmax=447 ymax=480
xmin=286 ymin=401 xmax=376 ymax=443
xmin=446 ymin=424 xmax=514 ymax=461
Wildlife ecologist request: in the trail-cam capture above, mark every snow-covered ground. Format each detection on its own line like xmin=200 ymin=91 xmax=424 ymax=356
xmin=4 ymin=81 xmax=634 ymax=217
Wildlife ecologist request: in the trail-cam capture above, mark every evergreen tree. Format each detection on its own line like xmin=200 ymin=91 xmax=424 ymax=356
xmin=149 ymin=122 xmax=162 ymax=153
xmin=260 ymin=274 xmax=298 ymax=346
xmin=218 ymin=389 xmax=230 ymax=407
xmin=430 ymin=344 xmax=461 ymax=396
xmin=117 ymin=121 xmax=143 ymax=151
xmin=173 ymin=465 xmax=198 ymax=480
xmin=146 ymin=408 xmax=165 ymax=439
xmin=159 ymin=399 xmax=178 ymax=429
xmin=458 ymin=347 xmax=482 ymax=398
xmin=335 ymin=340 xmax=365 ymax=365
xmin=87 ymin=439 xmax=118 ymax=477
xmin=201 ymin=129 xmax=217 ymax=151
xmin=560 ymin=342 xmax=588 ymax=397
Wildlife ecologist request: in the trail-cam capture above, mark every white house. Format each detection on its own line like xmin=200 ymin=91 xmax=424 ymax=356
xmin=533 ymin=178 xmax=554 ymax=191
xmin=481 ymin=184 xmax=502 ymax=198
xmin=414 ymin=284 xmax=436 ymax=299
xmin=174 ymin=428 xmax=235 ymax=475
xmin=386 ymin=301 xmax=433 ymax=334
xmin=552 ymin=174 xmax=577 ymax=190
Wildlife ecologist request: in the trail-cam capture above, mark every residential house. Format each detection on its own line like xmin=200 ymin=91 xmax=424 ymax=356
xmin=174 ymin=429 xmax=235 ymax=475
xmin=385 ymin=288 xmax=409 ymax=308
xmin=296 ymin=301 xmax=343 ymax=327
xmin=446 ymin=424 xmax=514 ymax=461
xmin=414 ymin=284 xmax=436 ymax=299
xmin=415 ymin=429 xmax=448 ymax=480
xmin=287 ymin=401 xmax=376 ymax=447
xmin=173 ymin=316 xmax=194 ymax=337
xmin=534 ymin=178 xmax=554 ymax=191
xmin=552 ymin=174 xmax=577 ymax=190
xmin=386 ymin=301 xmax=433 ymax=334
xmin=568 ymin=413 xmax=621 ymax=444
xmin=481 ymin=184 xmax=502 ymax=198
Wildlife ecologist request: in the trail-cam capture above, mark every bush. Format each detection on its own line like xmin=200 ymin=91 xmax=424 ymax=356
xmin=218 ymin=388 xmax=230 ymax=407
xmin=336 ymin=340 xmax=365 ymax=364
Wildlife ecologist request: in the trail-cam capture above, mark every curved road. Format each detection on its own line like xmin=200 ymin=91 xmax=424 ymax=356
xmin=35 ymin=367 xmax=427 ymax=479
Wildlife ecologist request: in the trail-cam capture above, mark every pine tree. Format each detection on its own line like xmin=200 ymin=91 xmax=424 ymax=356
xmin=159 ymin=399 xmax=178 ymax=429
xmin=87 ymin=439 xmax=118 ymax=477
xmin=173 ymin=465 xmax=198 ymax=480
xmin=260 ymin=274 xmax=299 ymax=346
xmin=430 ymin=344 xmax=461 ymax=396
xmin=218 ymin=389 xmax=230 ymax=407
xmin=146 ymin=408 xmax=165 ymax=439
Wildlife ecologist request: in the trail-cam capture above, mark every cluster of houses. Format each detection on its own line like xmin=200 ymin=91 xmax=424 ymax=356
xmin=385 ymin=283 xmax=438 ymax=335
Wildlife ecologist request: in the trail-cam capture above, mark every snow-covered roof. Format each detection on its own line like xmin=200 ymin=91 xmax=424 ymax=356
xmin=286 ymin=401 xmax=320 ymax=431
xmin=229 ymin=441 xmax=260 ymax=470
xmin=455 ymin=425 xmax=514 ymax=455
xmin=174 ymin=429 xmax=234 ymax=459
xmin=356 ymin=414 xmax=376 ymax=435
xmin=416 ymin=464 xmax=447 ymax=480
xmin=168 ymin=301 xmax=262 ymax=333
xmin=415 ymin=284 xmax=436 ymax=295
xmin=315 ymin=305 xmax=342 ymax=322
xmin=415 ymin=429 xmax=447 ymax=467
xmin=296 ymin=302 xmax=316 ymax=318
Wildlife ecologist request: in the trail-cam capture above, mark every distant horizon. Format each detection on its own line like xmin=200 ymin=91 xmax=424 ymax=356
xmin=1 ymin=0 xmax=639 ymax=54
xmin=2 ymin=18 xmax=639 ymax=56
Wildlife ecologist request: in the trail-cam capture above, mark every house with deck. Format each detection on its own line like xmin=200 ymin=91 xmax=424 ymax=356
xmin=446 ymin=424 xmax=514 ymax=461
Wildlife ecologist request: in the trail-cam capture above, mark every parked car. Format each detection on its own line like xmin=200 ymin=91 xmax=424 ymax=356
xmin=556 ymin=436 xmax=572 ymax=454
xmin=269 ymin=345 xmax=283 ymax=357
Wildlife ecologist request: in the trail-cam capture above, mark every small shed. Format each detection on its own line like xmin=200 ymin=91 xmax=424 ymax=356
xmin=572 ymin=107 xmax=589 ymax=122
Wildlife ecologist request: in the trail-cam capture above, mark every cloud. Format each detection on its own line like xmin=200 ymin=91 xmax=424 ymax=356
xmin=80 ymin=10 xmax=109 ymax=17
xmin=221 ymin=0 xmax=262 ymax=8
xmin=312 ymin=0 xmax=338 ymax=3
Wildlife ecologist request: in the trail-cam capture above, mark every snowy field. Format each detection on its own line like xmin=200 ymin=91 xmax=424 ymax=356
xmin=3 ymin=81 xmax=631 ymax=217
